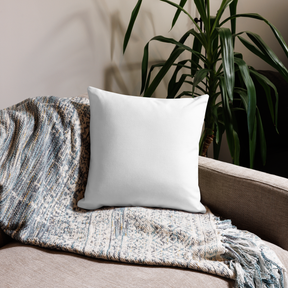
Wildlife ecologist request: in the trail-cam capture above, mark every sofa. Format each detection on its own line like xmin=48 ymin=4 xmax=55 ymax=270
xmin=0 ymin=156 xmax=287 ymax=288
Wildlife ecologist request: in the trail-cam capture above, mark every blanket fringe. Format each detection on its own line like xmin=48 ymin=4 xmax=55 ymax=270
xmin=217 ymin=219 xmax=287 ymax=288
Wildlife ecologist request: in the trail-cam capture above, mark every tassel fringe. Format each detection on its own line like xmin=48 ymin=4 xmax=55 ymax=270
xmin=216 ymin=218 xmax=287 ymax=288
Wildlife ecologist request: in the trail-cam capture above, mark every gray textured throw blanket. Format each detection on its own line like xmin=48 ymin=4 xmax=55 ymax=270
xmin=0 ymin=96 xmax=286 ymax=288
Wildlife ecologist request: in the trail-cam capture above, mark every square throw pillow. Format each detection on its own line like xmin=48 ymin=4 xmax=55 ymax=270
xmin=77 ymin=86 xmax=209 ymax=213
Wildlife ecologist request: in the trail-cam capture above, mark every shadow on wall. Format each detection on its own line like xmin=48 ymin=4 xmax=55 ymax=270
xmin=104 ymin=64 xmax=139 ymax=96
xmin=92 ymin=0 xmax=159 ymax=62
xmin=25 ymin=10 xmax=97 ymax=93
xmin=97 ymin=0 xmax=195 ymax=97
xmin=109 ymin=9 xmax=157 ymax=62
xmin=104 ymin=60 xmax=172 ymax=98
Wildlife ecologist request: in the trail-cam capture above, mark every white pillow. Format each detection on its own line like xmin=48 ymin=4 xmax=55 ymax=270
xmin=77 ymin=86 xmax=208 ymax=213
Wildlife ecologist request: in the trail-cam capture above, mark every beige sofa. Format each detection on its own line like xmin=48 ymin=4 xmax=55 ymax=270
xmin=1 ymin=156 xmax=287 ymax=288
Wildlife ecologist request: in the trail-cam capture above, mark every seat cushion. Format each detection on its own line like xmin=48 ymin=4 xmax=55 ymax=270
xmin=0 ymin=241 xmax=287 ymax=288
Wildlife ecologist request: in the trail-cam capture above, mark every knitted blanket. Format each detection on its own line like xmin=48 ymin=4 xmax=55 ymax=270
xmin=0 ymin=96 xmax=286 ymax=288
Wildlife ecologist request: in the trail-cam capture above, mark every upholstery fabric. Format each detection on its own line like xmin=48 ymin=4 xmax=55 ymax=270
xmin=199 ymin=156 xmax=288 ymax=250
xmin=0 ymin=241 xmax=287 ymax=288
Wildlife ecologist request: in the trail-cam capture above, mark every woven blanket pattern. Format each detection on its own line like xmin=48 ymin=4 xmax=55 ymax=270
xmin=0 ymin=96 xmax=286 ymax=288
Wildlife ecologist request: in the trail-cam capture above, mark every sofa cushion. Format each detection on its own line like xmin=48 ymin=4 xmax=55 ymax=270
xmin=78 ymin=87 xmax=208 ymax=213
xmin=0 ymin=241 xmax=286 ymax=288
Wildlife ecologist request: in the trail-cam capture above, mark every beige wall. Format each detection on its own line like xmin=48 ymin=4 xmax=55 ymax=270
xmin=0 ymin=0 xmax=196 ymax=109
xmin=1 ymin=0 xmax=287 ymax=162
xmin=1 ymin=0 xmax=287 ymax=109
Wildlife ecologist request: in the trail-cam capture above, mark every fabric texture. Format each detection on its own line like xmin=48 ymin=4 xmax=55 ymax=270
xmin=199 ymin=156 xmax=288 ymax=251
xmin=1 ymin=240 xmax=287 ymax=288
xmin=78 ymin=86 xmax=208 ymax=213
xmin=0 ymin=96 xmax=286 ymax=288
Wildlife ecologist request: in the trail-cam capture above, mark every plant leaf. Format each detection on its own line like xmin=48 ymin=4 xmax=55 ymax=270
xmin=140 ymin=34 xmax=202 ymax=94
xmin=249 ymin=69 xmax=278 ymax=129
xmin=246 ymin=32 xmax=288 ymax=82
xmin=168 ymin=60 xmax=187 ymax=95
xmin=249 ymin=116 xmax=257 ymax=168
xmin=171 ymin=0 xmax=187 ymax=29
xmin=234 ymin=57 xmax=256 ymax=140
xmin=193 ymin=0 xmax=208 ymax=30
xmin=219 ymin=77 xmax=238 ymax=162
xmin=234 ymin=87 xmax=248 ymax=111
xmin=256 ymin=108 xmax=267 ymax=165
xmin=144 ymin=47 xmax=185 ymax=96
xmin=191 ymin=33 xmax=203 ymax=77
xmin=218 ymin=27 xmax=235 ymax=101
xmin=233 ymin=87 xmax=256 ymax=167
xmin=214 ymin=106 xmax=225 ymax=150
xmin=221 ymin=13 xmax=288 ymax=58
xmin=212 ymin=0 xmax=234 ymax=31
xmin=123 ymin=0 xmax=142 ymax=53
xmin=229 ymin=0 xmax=238 ymax=46
xmin=160 ymin=0 xmax=203 ymax=32
xmin=168 ymin=69 xmax=189 ymax=98
xmin=141 ymin=42 xmax=149 ymax=94
xmin=143 ymin=62 xmax=165 ymax=96
xmin=237 ymin=35 xmax=274 ymax=66
xmin=192 ymin=69 xmax=210 ymax=95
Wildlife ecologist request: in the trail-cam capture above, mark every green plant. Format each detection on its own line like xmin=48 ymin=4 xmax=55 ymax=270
xmin=123 ymin=0 xmax=288 ymax=167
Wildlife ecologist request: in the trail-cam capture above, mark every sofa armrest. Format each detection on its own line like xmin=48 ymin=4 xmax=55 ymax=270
xmin=198 ymin=156 xmax=288 ymax=251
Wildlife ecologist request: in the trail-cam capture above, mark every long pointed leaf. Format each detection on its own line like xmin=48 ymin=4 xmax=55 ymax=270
xmin=234 ymin=87 xmax=248 ymax=110
xmin=144 ymin=62 xmax=165 ymax=96
xmin=140 ymin=33 xmax=203 ymax=94
xmin=147 ymin=35 xmax=193 ymax=53
xmin=232 ymin=118 xmax=241 ymax=165
xmin=193 ymin=0 xmax=208 ymax=30
xmin=144 ymin=47 xmax=185 ymax=96
xmin=233 ymin=87 xmax=257 ymax=167
xmin=168 ymin=60 xmax=188 ymax=96
xmin=219 ymin=78 xmax=234 ymax=156
xmin=221 ymin=13 xmax=288 ymax=58
xmin=229 ymin=0 xmax=238 ymax=46
xmin=249 ymin=116 xmax=257 ymax=168
xmin=219 ymin=77 xmax=241 ymax=164
xmin=168 ymin=71 xmax=188 ymax=98
xmin=189 ymin=28 xmax=207 ymax=51
xmin=184 ymin=81 xmax=208 ymax=95
xmin=212 ymin=0 xmax=234 ymax=31
xmin=249 ymin=69 xmax=278 ymax=128
xmin=234 ymin=57 xmax=256 ymax=140
xmin=256 ymin=108 xmax=267 ymax=165
xmin=123 ymin=0 xmax=142 ymax=53
xmin=160 ymin=0 xmax=203 ymax=32
xmin=191 ymin=33 xmax=203 ymax=77
xmin=218 ymin=27 xmax=235 ymax=100
xmin=246 ymin=32 xmax=288 ymax=82
xmin=192 ymin=69 xmax=210 ymax=95
xmin=171 ymin=0 xmax=187 ymax=29
xmin=141 ymin=42 xmax=149 ymax=93
xmin=237 ymin=35 xmax=273 ymax=66
xmin=215 ymin=107 xmax=225 ymax=144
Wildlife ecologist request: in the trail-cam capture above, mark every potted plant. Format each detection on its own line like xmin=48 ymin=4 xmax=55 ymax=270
xmin=123 ymin=0 xmax=288 ymax=167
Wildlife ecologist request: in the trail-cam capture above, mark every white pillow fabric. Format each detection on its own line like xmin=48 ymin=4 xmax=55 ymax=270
xmin=77 ymin=86 xmax=209 ymax=213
